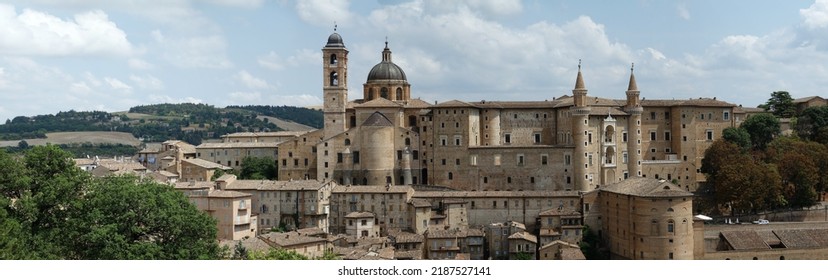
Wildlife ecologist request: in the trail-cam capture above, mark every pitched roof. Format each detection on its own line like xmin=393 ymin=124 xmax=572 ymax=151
xmin=181 ymin=158 xmax=232 ymax=170
xmin=793 ymin=96 xmax=824 ymax=103
xmin=332 ymin=185 xmax=412 ymax=194
xmin=427 ymin=228 xmax=476 ymax=239
xmin=344 ymin=211 xmax=375 ymax=218
xmin=640 ymin=98 xmax=735 ymax=107
xmin=402 ymin=98 xmax=432 ymax=109
xmin=207 ymin=189 xmax=251 ymax=198
xmin=471 ymin=100 xmax=561 ymax=109
xmin=720 ymin=231 xmax=771 ymax=250
xmin=559 ymin=247 xmax=587 ymax=260
xmin=408 ymin=198 xmax=431 ymax=208
xmin=599 ymin=177 xmax=693 ymax=198
xmin=196 ymin=142 xmax=281 ymax=149
xmin=362 ymin=112 xmax=394 ymax=126
xmin=432 ymin=100 xmax=476 ymax=108
xmin=354 ymin=97 xmax=402 ymax=108
xmin=224 ymin=179 xmax=329 ymax=191
xmin=508 ymin=231 xmax=537 ymax=243
xmin=387 ymin=230 xmax=424 ymax=244
xmin=260 ymin=231 xmax=327 ymax=247
xmin=222 ymin=131 xmax=312 ymax=138
xmin=413 ymin=190 xmax=579 ymax=199
xmin=538 ymin=208 xmax=581 ymax=217
xmin=774 ymin=229 xmax=828 ymax=248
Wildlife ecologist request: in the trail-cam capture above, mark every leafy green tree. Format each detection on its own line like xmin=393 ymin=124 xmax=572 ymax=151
xmin=66 ymin=175 xmax=222 ymax=259
xmin=17 ymin=140 xmax=28 ymax=150
xmin=513 ymin=252 xmax=533 ymax=260
xmin=722 ymin=127 xmax=751 ymax=151
xmin=579 ymin=225 xmax=606 ymax=260
xmin=778 ymin=152 xmax=819 ymax=208
xmin=794 ymin=106 xmax=828 ymax=143
xmin=240 ymin=156 xmax=277 ymax=180
xmin=740 ymin=113 xmax=780 ymax=149
xmin=248 ymin=248 xmax=309 ymax=260
xmin=232 ymin=240 xmax=249 ymax=260
xmin=6 ymin=145 xmax=91 ymax=258
xmin=759 ymin=91 xmax=796 ymax=118
xmin=701 ymin=140 xmax=784 ymax=215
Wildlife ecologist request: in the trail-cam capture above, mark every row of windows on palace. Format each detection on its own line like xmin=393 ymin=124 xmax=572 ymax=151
xmin=428 ymin=108 xmax=732 ymax=122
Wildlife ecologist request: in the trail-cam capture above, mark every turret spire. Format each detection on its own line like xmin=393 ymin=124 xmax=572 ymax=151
xmin=627 ymin=62 xmax=638 ymax=91
xmin=574 ymin=59 xmax=586 ymax=90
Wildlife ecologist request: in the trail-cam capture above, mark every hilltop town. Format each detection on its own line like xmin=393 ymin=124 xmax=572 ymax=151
xmin=56 ymin=31 xmax=828 ymax=260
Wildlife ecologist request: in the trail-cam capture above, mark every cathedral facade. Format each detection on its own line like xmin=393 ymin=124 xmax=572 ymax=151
xmin=297 ymin=31 xmax=744 ymax=193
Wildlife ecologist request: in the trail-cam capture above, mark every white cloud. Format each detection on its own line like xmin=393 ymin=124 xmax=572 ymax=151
xmin=206 ymin=0 xmax=264 ymax=8
xmin=270 ymin=94 xmax=322 ymax=107
xmin=296 ymin=0 xmax=353 ymax=27
xmin=229 ymin=91 xmax=262 ymax=103
xmin=258 ymin=49 xmax=319 ymax=70
xmin=152 ymin=30 xmax=232 ymax=69
xmin=801 ymin=0 xmax=828 ymax=29
xmin=104 ymin=77 xmax=132 ymax=91
xmin=128 ymin=58 xmax=154 ymax=70
xmin=0 ymin=67 xmax=7 ymax=89
xmin=677 ymin=3 xmax=690 ymax=20
xmin=0 ymin=4 xmax=135 ymax=56
xmin=235 ymin=70 xmax=270 ymax=89
xmin=70 ymin=81 xmax=92 ymax=94
xmin=129 ymin=74 xmax=164 ymax=90
xmin=148 ymin=94 xmax=203 ymax=104
xmin=422 ymin=0 xmax=522 ymax=18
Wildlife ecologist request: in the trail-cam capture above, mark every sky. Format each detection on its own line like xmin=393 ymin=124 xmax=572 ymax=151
xmin=1 ymin=0 xmax=827 ymax=121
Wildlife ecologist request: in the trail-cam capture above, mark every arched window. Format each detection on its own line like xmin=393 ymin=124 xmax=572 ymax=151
xmin=667 ymin=220 xmax=675 ymax=233
xmin=330 ymin=71 xmax=338 ymax=86
xmin=380 ymin=87 xmax=389 ymax=99
xmin=368 ymin=88 xmax=375 ymax=100
xmin=605 ymin=125 xmax=615 ymax=142
xmin=448 ymin=172 xmax=453 ymax=180
xmin=396 ymin=88 xmax=403 ymax=100
xmin=344 ymin=138 xmax=351 ymax=145
xmin=405 ymin=138 xmax=411 ymax=146
xmin=330 ymin=54 xmax=337 ymax=65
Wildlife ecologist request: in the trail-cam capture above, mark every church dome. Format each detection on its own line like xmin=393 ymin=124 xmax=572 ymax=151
xmin=366 ymin=42 xmax=407 ymax=82
xmin=367 ymin=61 xmax=407 ymax=82
xmin=326 ymin=32 xmax=344 ymax=48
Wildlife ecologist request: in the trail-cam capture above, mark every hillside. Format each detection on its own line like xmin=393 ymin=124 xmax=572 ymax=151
xmin=0 ymin=103 xmax=323 ymax=146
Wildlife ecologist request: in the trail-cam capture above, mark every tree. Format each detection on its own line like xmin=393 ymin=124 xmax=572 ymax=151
xmin=240 ymin=156 xmax=277 ymax=180
xmin=579 ymin=225 xmax=606 ymax=260
xmin=760 ymin=91 xmax=796 ymax=118
xmin=794 ymin=106 xmax=828 ymax=143
xmin=248 ymin=248 xmax=309 ymax=260
xmin=17 ymin=140 xmax=28 ymax=150
xmin=778 ymin=152 xmax=819 ymax=208
xmin=740 ymin=113 xmax=780 ymax=149
xmin=722 ymin=127 xmax=751 ymax=151
xmin=66 ymin=175 xmax=222 ymax=259
xmin=232 ymin=240 xmax=249 ymax=260
xmin=700 ymin=140 xmax=783 ymax=215
xmin=6 ymin=145 xmax=91 ymax=258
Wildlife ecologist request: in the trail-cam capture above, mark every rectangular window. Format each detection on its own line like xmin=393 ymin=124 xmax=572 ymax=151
xmin=504 ymin=134 xmax=511 ymax=144
xmin=650 ymin=131 xmax=657 ymax=141
xmin=440 ymin=135 xmax=447 ymax=146
xmin=665 ymin=112 xmax=670 ymax=119
xmin=454 ymin=136 xmax=461 ymax=146
xmin=534 ymin=133 xmax=541 ymax=143
xmin=337 ymin=153 xmax=343 ymax=163
xmin=650 ymin=112 xmax=656 ymax=120
xmin=623 ymin=152 xmax=628 ymax=163
xmin=397 ymin=150 xmax=403 ymax=160
xmin=723 ymin=111 xmax=730 ymax=120
xmin=494 ymin=154 xmax=501 ymax=166
xmin=622 ymin=131 xmax=628 ymax=142
xmin=470 ymin=155 xmax=478 ymax=166
xmin=455 ymin=158 xmax=460 ymax=165
xmin=664 ymin=131 xmax=671 ymax=141
xmin=588 ymin=153 xmax=593 ymax=166
xmin=706 ymin=130 xmax=714 ymax=141
xmin=517 ymin=154 xmax=525 ymax=165
xmin=564 ymin=154 xmax=571 ymax=165
xmin=588 ymin=132 xmax=593 ymax=143
xmin=541 ymin=154 xmax=548 ymax=165
xmin=353 ymin=151 xmax=360 ymax=163
xmin=700 ymin=113 xmax=704 ymax=120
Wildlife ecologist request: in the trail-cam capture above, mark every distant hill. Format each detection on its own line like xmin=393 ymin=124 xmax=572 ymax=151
xmin=0 ymin=103 xmax=323 ymax=146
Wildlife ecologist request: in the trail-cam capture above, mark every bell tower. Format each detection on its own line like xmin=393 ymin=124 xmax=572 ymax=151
xmin=322 ymin=26 xmax=348 ymax=139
